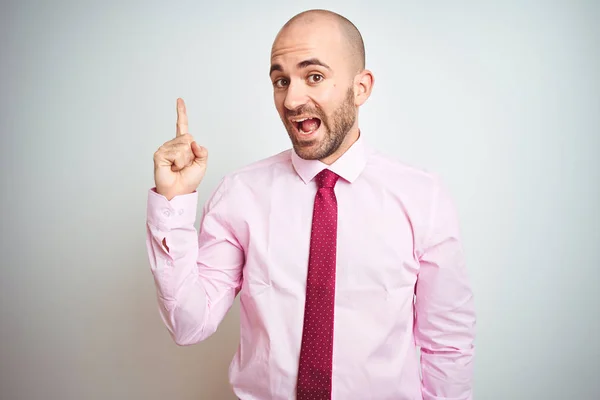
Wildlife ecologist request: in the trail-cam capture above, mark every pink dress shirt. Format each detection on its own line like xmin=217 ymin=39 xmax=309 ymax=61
xmin=146 ymin=135 xmax=476 ymax=400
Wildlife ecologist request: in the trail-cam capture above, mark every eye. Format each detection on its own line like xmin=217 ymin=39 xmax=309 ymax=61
xmin=273 ymin=78 xmax=289 ymax=88
xmin=308 ymin=74 xmax=324 ymax=84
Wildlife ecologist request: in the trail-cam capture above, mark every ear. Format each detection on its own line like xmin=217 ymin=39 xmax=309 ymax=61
xmin=353 ymin=69 xmax=374 ymax=107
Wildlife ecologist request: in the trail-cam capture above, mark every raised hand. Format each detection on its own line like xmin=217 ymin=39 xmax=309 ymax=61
xmin=153 ymin=98 xmax=208 ymax=200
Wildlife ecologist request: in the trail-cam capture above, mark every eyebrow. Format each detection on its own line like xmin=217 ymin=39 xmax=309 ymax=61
xmin=269 ymin=58 xmax=331 ymax=75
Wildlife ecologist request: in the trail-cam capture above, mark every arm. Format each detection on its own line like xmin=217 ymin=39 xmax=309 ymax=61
xmin=146 ymin=176 xmax=244 ymax=346
xmin=414 ymin=177 xmax=476 ymax=400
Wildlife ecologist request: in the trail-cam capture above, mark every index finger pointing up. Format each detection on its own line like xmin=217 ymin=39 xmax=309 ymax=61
xmin=176 ymin=98 xmax=188 ymax=137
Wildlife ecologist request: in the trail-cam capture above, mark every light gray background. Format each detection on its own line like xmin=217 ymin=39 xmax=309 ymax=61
xmin=1 ymin=1 xmax=598 ymax=399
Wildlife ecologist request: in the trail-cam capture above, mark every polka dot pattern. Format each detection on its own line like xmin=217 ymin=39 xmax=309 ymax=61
xmin=297 ymin=169 xmax=340 ymax=400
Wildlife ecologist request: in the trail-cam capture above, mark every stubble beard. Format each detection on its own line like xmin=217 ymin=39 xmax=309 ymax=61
xmin=286 ymin=87 xmax=356 ymax=161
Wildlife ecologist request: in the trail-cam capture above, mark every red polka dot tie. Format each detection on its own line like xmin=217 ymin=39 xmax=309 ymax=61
xmin=297 ymin=169 xmax=340 ymax=400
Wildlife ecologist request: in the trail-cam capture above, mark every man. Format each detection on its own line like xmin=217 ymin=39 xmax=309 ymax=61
xmin=146 ymin=9 xmax=476 ymax=400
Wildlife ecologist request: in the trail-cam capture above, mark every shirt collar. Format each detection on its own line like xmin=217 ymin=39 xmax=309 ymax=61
xmin=291 ymin=133 xmax=368 ymax=185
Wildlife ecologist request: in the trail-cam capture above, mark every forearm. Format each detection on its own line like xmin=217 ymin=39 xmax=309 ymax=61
xmin=147 ymin=226 xmax=240 ymax=345
xmin=146 ymin=203 xmax=212 ymax=345
xmin=417 ymin=294 xmax=476 ymax=399
xmin=420 ymin=351 xmax=474 ymax=400
xmin=415 ymin=252 xmax=476 ymax=399
xmin=146 ymin=185 xmax=243 ymax=345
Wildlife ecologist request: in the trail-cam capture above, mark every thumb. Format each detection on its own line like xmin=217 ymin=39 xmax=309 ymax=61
xmin=191 ymin=141 xmax=208 ymax=163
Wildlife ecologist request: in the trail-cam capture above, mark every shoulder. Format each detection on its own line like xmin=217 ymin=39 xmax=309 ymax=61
xmin=364 ymin=146 xmax=461 ymax=250
xmin=365 ymin=146 xmax=442 ymax=194
xmin=203 ymin=149 xmax=293 ymax=210
xmin=212 ymin=148 xmax=293 ymax=195
xmin=364 ymin=146 xmax=458 ymax=223
xmin=224 ymin=148 xmax=293 ymax=183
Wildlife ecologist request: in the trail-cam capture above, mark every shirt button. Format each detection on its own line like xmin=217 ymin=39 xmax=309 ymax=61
xmin=162 ymin=209 xmax=171 ymax=217
xmin=166 ymin=259 xmax=172 ymax=267
xmin=178 ymin=209 xmax=184 ymax=215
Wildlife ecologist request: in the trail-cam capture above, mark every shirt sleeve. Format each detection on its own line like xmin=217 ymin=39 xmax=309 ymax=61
xmin=145 ymin=177 xmax=244 ymax=346
xmin=414 ymin=176 xmax=476 ymax=400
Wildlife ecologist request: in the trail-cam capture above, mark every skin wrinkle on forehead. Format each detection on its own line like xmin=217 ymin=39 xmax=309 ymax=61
xmin=271 ymin=46 xmax=319 ymax=60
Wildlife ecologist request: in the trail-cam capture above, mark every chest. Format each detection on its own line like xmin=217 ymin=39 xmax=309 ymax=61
xmin=238 ymin=182 xmax=420 ymax=297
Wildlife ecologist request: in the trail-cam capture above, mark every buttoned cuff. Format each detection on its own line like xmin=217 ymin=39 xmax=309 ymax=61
xmin=147 ymin=188 xmax=198 ymax=231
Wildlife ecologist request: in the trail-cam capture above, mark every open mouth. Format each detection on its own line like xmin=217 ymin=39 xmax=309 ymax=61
xmin=292 ymin=117 xmax=322 ymax=135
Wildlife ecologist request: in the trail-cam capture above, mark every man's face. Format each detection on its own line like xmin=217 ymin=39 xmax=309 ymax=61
xmin=270 ymin=21 xmax=358 ymax=161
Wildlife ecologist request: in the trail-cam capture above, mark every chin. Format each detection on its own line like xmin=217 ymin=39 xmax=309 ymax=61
xmin=294 ymin=147 xmax=321 ymax=160
xmin=294 ymin=138 xmax=339 ymax=161
xmin=291 ymin=138 xmax=317 ymax=157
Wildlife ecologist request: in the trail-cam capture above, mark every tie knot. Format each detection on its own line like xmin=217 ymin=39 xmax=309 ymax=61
xmin=316 ymin=169 xmax=339 ymax=189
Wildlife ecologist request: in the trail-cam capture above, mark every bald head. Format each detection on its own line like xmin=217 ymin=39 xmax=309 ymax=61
xmin=274 ymin=9 xmax=365 ymax=73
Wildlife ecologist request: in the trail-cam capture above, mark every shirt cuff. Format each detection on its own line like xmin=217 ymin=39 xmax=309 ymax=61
xmin=147 ymin=188 xmax=198 ymax=231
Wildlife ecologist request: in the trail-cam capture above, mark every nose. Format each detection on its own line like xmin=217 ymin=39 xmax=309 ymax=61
xmin=283 ymin=81 xmax=308 ymax=111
